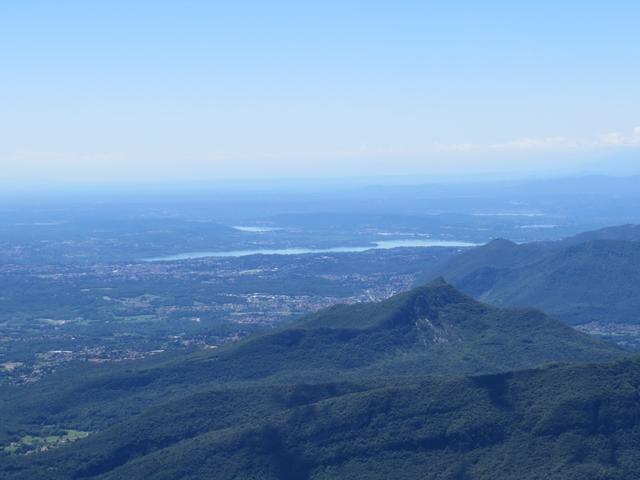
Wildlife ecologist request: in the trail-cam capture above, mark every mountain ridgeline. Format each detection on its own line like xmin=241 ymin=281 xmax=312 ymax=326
xmin=12 ymin=357 xmax=640 ymax=480
xmin=0 ymin=280 xmax=631 ymax=479
xmin=425 ymin=224 xmax=640 ymax=326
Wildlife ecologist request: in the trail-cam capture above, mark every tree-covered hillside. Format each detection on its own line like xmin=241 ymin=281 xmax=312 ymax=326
xmin=427 ymin=226 xmax=640 ymax=326
xmin=0 ymin=281 xmax=622 ymax=435
xmin=4 ymin=357 xmax=640 ymax=480
xmin=0 ymin=281 xmax=628 ymax=479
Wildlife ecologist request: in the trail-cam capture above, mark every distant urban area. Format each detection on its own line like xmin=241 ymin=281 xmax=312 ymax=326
xmin=0 ymin=247 xmax=452 ymax=385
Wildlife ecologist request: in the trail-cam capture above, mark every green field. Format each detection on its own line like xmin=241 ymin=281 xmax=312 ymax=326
xmin=4 ymin=430 xmax=89 ymax=455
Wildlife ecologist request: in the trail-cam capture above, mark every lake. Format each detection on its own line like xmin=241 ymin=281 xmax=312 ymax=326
xmin=145 ymin=239 xmax=479 ymax=261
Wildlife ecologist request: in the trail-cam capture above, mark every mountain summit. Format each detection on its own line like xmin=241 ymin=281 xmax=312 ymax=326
xmin=298 ymin=277 xmax=484 ymax=331
xmin=192 ymin=279 xmax=623 ymax=382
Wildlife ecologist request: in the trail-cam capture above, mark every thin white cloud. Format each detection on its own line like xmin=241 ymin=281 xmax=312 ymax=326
xmin=433 ymin=136 xmax=577 ymax=153
xmin=600 ymin=127 xmax=640 ymax=146
xmin=434 ymin=127 xmax=640 ymax=153
xmin=331 ymin=127 xmax=640 ymax=166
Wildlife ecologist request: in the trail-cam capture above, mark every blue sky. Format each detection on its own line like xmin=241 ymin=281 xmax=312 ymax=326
xmin=1 ymin=1 xmax=639 ymax=182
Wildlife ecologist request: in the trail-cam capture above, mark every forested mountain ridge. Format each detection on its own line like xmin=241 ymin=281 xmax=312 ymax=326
xmin=562 ymin=223 xmax=640 ymax=244
xmin=426 ymin=225 xmax=640 ymax=326
xmin=0 ymin=280 xmax=628 ymax=479
xmin=4 ymin=356 xmax=640 ymax=479
xmin=0 ymin=281 xmax=623 ymax=438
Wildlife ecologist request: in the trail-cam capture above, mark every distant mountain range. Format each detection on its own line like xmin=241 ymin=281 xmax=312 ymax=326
xmin=425 ymin=224 xmax=640 ymax=326
xmin=0 ymin=280 xmax=628 ymax=479
xmin=562 ymin=223 xmax=640 ymax=244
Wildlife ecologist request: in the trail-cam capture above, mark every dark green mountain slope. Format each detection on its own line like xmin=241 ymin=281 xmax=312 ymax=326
xmin=0 ymin=281 xmax=622 ymax=432
xmin=4 ymin=357 xmax=640 ymax=480
xmin=428 ymin=230 xmax=640 ymax=325
xmin=0 ymin=281 xmax=623 ymax=458
xmin=563 ymin=223 xmax=640 ymax=244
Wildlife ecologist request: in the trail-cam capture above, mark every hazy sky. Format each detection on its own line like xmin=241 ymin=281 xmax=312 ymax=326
xmin=2 ymin=1 xmax=639 ymax=183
